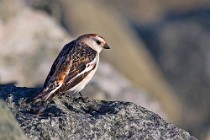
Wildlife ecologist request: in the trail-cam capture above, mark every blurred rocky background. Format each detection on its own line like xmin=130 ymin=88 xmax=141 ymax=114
xmin=0 ymin=0 xmax=210 ymax=139
xmin=0 ymin=100 xmax=27 ymax=140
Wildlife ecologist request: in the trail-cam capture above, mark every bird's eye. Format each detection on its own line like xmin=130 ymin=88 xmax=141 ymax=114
xmin=96 ymin=40 xmax=101 ymax=45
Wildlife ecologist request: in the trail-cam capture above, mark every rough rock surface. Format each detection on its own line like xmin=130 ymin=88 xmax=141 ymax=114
xmin=0 ymin=100 xmax=27 ymax=140
xmin=0 ymin=85 xmax=196 ymax=140
xmin=88 ymin=61 xmax=168 ymax=120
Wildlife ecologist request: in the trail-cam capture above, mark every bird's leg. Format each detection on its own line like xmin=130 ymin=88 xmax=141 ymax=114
xmin=79 ymin=92 xmax=89 ymax=102
xmin=73 ymin=92 xmax=88 ymax=103
xmin=79 ymin=92 xmax=83 ymax=98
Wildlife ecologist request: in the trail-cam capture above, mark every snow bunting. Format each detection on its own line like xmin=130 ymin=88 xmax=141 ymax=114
xmin=33 ymin=34 xmax=110 ymax=103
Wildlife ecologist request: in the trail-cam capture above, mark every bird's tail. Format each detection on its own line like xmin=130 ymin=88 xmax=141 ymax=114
xmin=27 ymin=90 xmax=54 ymax=114
xmin=33 ymin=90 xmax=53 ymax=103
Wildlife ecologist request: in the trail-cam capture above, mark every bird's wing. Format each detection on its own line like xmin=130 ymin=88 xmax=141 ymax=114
xmin=37 ymin=42 xmax=97 ymax=101
xmin=59 ymin=42 xmax=97 ymax=93
xmin=43 ymin=41 xmax=75 ymax=88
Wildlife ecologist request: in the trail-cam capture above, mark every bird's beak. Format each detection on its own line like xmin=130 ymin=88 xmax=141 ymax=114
xmin=104 ymin=43 xmax=110 ymax=49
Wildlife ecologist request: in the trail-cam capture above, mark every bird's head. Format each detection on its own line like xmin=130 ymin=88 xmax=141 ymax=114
xmin=77 ymin=34 xmax=110 ymax=53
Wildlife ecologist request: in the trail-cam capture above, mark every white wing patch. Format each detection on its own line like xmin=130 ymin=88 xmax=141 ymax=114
xmin=68 ymin=54 xmax=99 ymax=92
xmin=43 ymin=84 xmax=62 ymax=101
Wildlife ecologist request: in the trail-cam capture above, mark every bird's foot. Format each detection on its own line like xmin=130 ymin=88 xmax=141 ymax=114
xmin=73 ymin=92 xmax=89 ymax=103
xmin=73 ymin=96 xmax=89 ymax=103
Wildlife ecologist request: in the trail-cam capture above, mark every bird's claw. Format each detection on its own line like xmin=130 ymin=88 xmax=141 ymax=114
xmin=73 ymin=96 xmax=89 ymax=103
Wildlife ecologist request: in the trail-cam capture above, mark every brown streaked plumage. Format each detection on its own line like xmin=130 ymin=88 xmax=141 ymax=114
xmin=33 ymin=34 xmax=110 ymax=107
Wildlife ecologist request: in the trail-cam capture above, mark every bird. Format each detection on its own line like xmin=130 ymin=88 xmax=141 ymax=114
xmin=32 ymin=34 xmax=110 ymax=112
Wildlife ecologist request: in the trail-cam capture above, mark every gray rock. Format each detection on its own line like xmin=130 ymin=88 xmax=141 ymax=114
xmin=0 ymin=100 xmax=27 ymax=140
xmin=91 ymin=61 xmax=168 ymax=120
xmin=134 ymin=11 xmax=210 ymax=138
xmin=158 ymin=20 xmax=210 ymax=121
xmin=0 ymin=85 xmax=196 ymax=140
